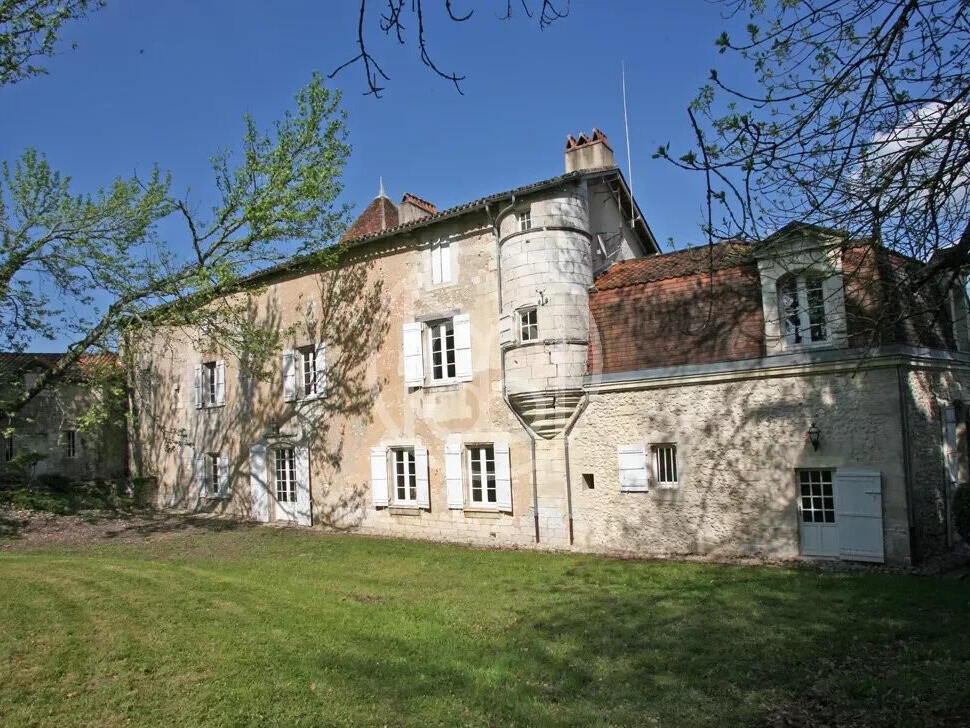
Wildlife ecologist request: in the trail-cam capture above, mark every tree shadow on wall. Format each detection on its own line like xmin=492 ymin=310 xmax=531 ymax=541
xmin=127 ymin=257 xmax=389 ymax=530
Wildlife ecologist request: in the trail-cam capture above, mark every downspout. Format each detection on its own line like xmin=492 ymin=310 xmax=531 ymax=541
xmin=562 ymin=393 xmax=590 ymax=545
xmin=486 ymin=197 xmax=542 ymax=544
xmin=896 ymin=362 xmax=918 ymax=562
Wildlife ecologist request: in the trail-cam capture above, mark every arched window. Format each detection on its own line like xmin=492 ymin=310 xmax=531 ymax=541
xmin=779 ymin=273 xmax=828 ymax=346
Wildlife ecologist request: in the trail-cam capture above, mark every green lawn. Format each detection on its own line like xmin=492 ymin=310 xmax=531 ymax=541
xmin=1 ymin=524 xmax=968 ymax=727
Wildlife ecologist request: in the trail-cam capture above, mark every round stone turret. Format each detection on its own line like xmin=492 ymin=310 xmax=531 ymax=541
xmin=500 ymin=182 xmax=592 ymax=438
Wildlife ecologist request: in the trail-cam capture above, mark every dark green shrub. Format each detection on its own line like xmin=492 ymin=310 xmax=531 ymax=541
xmin=34 ymin=473 xmax=74 ymax=493
xmin=955 ymin=485 xmax=970 ymax=543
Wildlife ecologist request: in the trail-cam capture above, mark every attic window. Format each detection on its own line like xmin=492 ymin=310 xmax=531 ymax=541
xmin=780 ymin=273 xmax=827 ymax=346
xmin=516 ymin=210 xmax=532 ymax=231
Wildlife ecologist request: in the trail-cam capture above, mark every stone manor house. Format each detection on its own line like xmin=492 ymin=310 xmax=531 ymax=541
xmin=129 ymin=129 xmax=970 ymax=566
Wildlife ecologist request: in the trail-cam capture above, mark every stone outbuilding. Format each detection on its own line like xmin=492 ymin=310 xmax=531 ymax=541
xmin=0 ymin=352 xmax=127 ymax=483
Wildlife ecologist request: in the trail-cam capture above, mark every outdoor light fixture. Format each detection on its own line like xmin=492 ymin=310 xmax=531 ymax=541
xmin=808 ymin=422 xmax=821 ymax=451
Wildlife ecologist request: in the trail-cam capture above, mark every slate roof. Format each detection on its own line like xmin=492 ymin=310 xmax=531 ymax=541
xmin=594 ymin=242 xmax=754 ymax=290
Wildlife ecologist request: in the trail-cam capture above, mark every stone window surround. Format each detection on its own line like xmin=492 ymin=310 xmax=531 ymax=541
xmin=756 ymin=241 xmax=849 ymax=356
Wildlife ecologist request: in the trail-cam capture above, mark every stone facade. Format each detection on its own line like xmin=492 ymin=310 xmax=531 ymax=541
xmin=129 ymin=134 xmax=970 ymax=566
xmin=0 ymin=354 xmax=126 ymax=483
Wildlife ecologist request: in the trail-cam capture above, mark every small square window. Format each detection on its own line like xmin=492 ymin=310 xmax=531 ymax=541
xmin=652 ymin=444 xmax=678 ymax=487
xmin=516 ymin=210 xmax=532 ymax=231
xmin=582 ymin=473 xmax=595 ymax=489
xmin=519 ymin=308 xmax=538 ymax=342
xmin=798 ymin=470 xmax=835 ymax=523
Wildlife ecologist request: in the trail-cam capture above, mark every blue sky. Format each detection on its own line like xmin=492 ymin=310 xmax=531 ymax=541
xmin=1 ymin=1 xmax=752 ymax=348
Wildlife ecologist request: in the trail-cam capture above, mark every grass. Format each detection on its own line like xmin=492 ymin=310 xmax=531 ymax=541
xmin=0 ymin=526 xmax=968 ymax=727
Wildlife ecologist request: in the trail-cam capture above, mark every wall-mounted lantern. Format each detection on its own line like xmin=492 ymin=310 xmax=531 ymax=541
xmin=808 ymin=422 xmax=821 ymax=451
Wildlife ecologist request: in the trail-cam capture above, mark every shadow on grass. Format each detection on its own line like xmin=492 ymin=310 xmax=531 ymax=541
xmin=287 ymin=562 xmax=970 ymax=727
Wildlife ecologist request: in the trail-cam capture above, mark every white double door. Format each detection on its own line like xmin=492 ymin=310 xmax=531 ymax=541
xmin=799 ymin=469 xmax=884 ymax=563
xmin=249 ymin=442 xmax=311 ymax=526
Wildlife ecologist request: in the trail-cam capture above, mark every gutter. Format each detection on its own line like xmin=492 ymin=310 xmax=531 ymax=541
xmin=487 ymin=196 xmax=542 ymax=544
xmin=896 ymin=363 xmax=919 ymax=562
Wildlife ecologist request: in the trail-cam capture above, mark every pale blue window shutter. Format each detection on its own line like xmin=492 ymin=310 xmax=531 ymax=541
xmin=282 ymin=349 xmax=297 ymax=402
xmin=415 ymin=445 xmax=430 ymax=508
xmin=215 ymin=360 xmax=226 ymax=405
xmin=494 ymin=442 xmax=512 ymax=511
xmin=453 ymin=314 xmax=472 ymax=382
xmin=445 ymin=440 xmax=464 ymax=509
xmin=370 ymin=446 xmax=389 ymax=507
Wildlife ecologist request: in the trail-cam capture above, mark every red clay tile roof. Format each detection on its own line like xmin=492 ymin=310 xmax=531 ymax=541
xmin=341 ymin=196 xmax=400 ymax=242
xmin=0 ymin=352 xmax=118 ymax=378
xmin=594 ymin=242 xmax=754 ymax=290
xmin=401 ymin=193 xmax=437 ymax=215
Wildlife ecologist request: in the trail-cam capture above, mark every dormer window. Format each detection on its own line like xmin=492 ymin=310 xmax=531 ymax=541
xmin=779 ymin=273 xmax=828 ymax=346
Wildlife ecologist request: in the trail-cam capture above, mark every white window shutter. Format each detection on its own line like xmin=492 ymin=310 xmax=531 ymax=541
xmin=193 ymin=365 xmax=203 ymax=408
xmin=315 ymin=341 xmax=327 ymax=397
xmin=215 ymin=360 xmax=226 ymax=405
xmin=445 ymin=440 xmax=464 ymax=509
xmin=195 ymin=454 xmax=206 ymax=501
xmin=294 ymin=445 xmax=311 ymax=526
xmin=218 ymin=453 xmax=229 ymax=496
xmin=282 ymin=349 xmax=297 ymax=402
xmin=440 ymin=242 xmax=451 ymax=283
xmin=618 ymin=445 xmax=649 ymax=491
xmin=403 ymin=323 xmax=424 ymax=387
xmin=415 ymin=445 xmax=430 ymax=508
xmin=431 ymin=245 xmax=442 ymax=284
xmin=249 ymin=444 xmax=270 ymax=521
xmin=453 ymin=314 xmax=473 ymax=382
xmin=944 ymin=405 xmax=959 ymax=483
xmin=495 ymin=442 xmax=512 ymax=511
xmin=498 ymin=313 xmax=514 ymax=347
xmin=370 ymin=446 xmax=389 ymax=507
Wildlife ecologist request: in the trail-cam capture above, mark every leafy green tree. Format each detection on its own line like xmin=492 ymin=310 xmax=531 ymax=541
xmin=0 ymin=0 xmax=105 ymax=87
xmin=1 ymin=74 xmax=350 ymax=414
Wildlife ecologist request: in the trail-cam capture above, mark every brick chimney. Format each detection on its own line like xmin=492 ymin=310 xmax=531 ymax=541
xmin=565 ymin=128 xmax=616 ymax=173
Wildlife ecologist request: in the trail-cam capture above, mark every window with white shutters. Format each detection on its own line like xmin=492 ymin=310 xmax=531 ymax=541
xmin=467 ymin=445 xmax=496 ymax=505
xmin=275 ymin=447 xmax=297 ymax=503
xmin=301 ymin=345 xmax=317 ymax=397
xmin=203 ymin=361 xmax=217 ymax=406
xmin=428 ymin=320 xmax=457 ymax=382
xmin=392 ymin=448 xmax=417 ymax=504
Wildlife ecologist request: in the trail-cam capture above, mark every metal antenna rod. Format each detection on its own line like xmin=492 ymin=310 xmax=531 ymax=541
xmin=622 ymin=60 xmax=634 ymax=228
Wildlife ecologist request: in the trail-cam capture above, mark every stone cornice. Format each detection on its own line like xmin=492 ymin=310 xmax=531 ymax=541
xmin=584 ymin=345 xmax=970 ymax=393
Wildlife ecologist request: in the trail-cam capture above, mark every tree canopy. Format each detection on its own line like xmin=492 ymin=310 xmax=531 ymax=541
xmin=656 ymin=0 xmax=970 ymax=278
